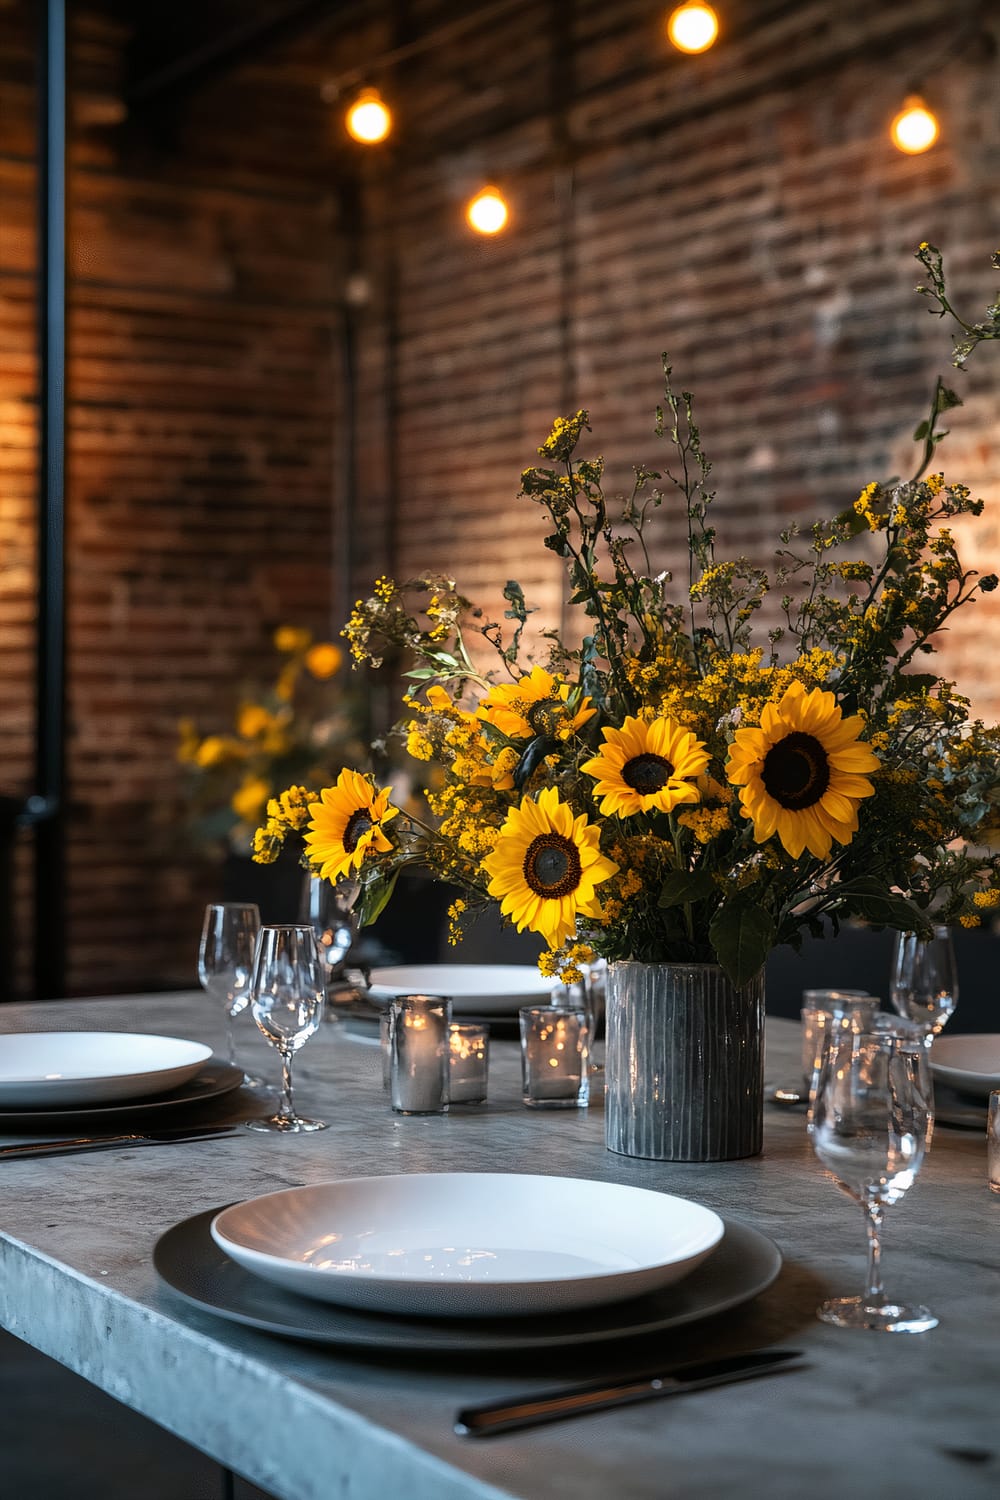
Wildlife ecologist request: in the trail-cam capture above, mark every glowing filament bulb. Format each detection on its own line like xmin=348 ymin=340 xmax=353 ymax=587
xmin=346 ymin=88 xmax=392 ymax=144
xmin=891 ymin=96 xmax=939 ymax=155
xmin=466 ymin=186 xmax=509 ymax=235
xmin=667 ymin=3 xmax=719 ymax=54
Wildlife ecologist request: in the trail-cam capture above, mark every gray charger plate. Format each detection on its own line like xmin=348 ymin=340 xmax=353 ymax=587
xmin=933 ymin=1083 xmax=987 ymax=1130
xmin=153 ymin=1208 xmax=781 ymax=1354
xmin=0 ymin=1058 xmax=244 ymax=1130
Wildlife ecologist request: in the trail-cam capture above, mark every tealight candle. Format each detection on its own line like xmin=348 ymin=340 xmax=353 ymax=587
xmin=389 ymin=994 xmax=451 ymax=1115
xmin=448 ymin=1023 xmax=489 ymax=1105
xmin=518 ymin=1005 xmax=590 ymax=1109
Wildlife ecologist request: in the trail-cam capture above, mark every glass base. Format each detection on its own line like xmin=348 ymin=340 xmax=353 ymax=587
xmin=244 ymin=1116 xmax=327 ymax=1134
xmin=817 ymin=1296 xmax=938 ymax=1333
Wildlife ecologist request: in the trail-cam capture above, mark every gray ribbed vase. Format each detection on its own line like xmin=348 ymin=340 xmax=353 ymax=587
xmin=605 ymin=962 xmax=765 ymax=1161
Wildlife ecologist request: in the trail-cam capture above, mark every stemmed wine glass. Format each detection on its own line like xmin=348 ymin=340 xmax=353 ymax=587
xmin=890 ymin=925 xmax=958 ymax=1037
xmin=810 ymin=1023 xmax=936 ymax=1333
xmin=198 ymin=903 xmax=267 ymax=1088
xmin=299 ymin=875 xmax=360 ymax=1013
xmin=246 ymin=924 xmax=327 ymax=1133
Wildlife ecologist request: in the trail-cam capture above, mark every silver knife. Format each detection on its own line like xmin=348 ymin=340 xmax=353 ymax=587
xmin=0 ymin=1124 xmax=241 ymax=1161
xmin=454 ymin=1348 xmax=805 ymax=1437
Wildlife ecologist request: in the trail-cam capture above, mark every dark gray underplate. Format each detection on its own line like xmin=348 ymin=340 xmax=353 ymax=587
xmin=153 ymin=1208 xmax=781 ymax=1353
xmin=933 ymin=1083 xmax=988 ymax=1130
xmin=0 ymin=1059 xmax=244 ymax=1130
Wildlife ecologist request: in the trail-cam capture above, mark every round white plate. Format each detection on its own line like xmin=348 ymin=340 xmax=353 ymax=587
xmin=0 ymin=1032 xmax=213 ymax=1108
xmin=366 ymin=964 xmax=553 ymax=1016
xmin=210 ymin=1173 xmax=725 ymax=1317
xmin=157 ymin=1209 xmax=779 ymax=1353
xmin=930 ymin=1034 xmax=1000 ymax=1098
xmin=0 ymin=1058 xmax=243 ymax=1128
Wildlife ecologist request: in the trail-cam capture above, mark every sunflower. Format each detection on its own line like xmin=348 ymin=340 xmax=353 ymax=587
xmin=581 ymin=714 xmax=711 ymax=817
xmin=304 ymin=769 xmax=399 ymax=882
xmin=477 ymin=665 xmax=596 ymax=741
xmin=482 ymin=785 xmax=619 ymax=949
xmin=725 ymin=681 xmax=879 ymax=859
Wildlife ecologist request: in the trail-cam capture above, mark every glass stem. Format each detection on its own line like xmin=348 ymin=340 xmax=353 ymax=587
xmin=863 ymin=1198 xmax=885 ymax=1306
xmin=224 ymin=1013 xmax=238 ymax=1071
xmin=277 ymin=1049 xmax=295 ymax=1123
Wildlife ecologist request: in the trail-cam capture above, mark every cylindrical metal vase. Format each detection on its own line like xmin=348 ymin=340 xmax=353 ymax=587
xmin=605 ymin=961 xmax=765 ymax=1161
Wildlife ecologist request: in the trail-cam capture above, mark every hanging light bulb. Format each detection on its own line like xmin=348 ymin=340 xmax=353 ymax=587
xmin=666 ymin=3 xmax=719 ymax=54
xmin=890 ymin=95 xmax=939 ymax=154
xmin=345 ymin=87 xmax=392 ymax=145
xmin=466 ymin=186 xmax=509 ymax=235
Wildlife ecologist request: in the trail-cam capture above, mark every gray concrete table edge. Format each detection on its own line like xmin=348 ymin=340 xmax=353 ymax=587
xmin=0 ymin=1231 xmax=517 ymax=1500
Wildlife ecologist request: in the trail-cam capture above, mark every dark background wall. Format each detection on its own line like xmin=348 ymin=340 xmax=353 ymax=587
xmin=0 ymin=0 xmax=997 ymax=997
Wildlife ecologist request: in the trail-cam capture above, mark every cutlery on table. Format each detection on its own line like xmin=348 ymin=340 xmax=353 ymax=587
xmin=455 ymin=1348 xmax=805 ymax=1437
xmin=0 ymin=1124 xmax=241 ymax=1161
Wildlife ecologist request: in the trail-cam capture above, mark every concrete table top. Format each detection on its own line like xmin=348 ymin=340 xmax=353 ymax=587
xmin=0 ymin=990 xmax=997 ymax=1500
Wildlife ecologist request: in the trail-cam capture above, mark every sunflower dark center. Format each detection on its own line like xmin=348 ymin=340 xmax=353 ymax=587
xmin=622 ymin=753 xmax=673 ymax=795
xmin=343 ymin=808 xmax=374 ymax=853
xmin=761 ymin=731 xmax=830 ymax=810
xmin=526 ymin=700 xmax=561 ymax=736
xmin=523 ymin=833 xmax=582 ymax=898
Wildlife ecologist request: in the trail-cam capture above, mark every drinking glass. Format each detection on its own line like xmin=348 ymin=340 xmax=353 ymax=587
xmin=246 ymin=924 xmax=327 ymax=1133
xmin=811 ymin=1025 xmax=936 ymax=1332
xmin=890 ymin=925 xmax=957 ymax=1036
xmin=198 ymin=903 xmax=267 ymax=1087
xmin=299 ymin=876 xmax=359 ymax=998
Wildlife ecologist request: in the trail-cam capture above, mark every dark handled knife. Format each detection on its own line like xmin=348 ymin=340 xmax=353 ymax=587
xmin=0 ymin=1124 xmax=241 ymax=1161
xmin=455 ymin=1348 xmax=805 ymax=1437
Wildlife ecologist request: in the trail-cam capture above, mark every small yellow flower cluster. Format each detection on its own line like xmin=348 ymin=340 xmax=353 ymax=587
xmin=537 ymin=410 xmax=589 ymax=462
xmin=973 ymin=888 xmax=1000 ymax=909
xmin=251 ymin=785 xmax=313 ymax=864
xmin=446 ymin=897 xmax=468 ymax=946
xmin=537 ymin=940 xmax=596 ymax=985
xmin=677 ymin=805 xmax=731 ymax=844
xmin=959 ymin=914 xmax=980 ymax=928
xmin=853 ymin=481 xmax=881 ymax=529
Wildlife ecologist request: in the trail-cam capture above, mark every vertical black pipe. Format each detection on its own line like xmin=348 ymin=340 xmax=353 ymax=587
xmin=35 ymin=0 xmax=67 ymax=998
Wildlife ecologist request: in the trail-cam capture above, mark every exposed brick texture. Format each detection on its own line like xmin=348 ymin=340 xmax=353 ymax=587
xmin=0 ymin=0 xmax=997 ymax=996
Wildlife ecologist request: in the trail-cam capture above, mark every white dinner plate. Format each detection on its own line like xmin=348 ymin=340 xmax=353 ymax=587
xmin=0 ymin=1032 xmax=214 ymax=1108
xmin=156 ymin=1209 xmax=779 ymax=1353
xmin=930 ymin=1034 xmax=1000 ymax=1098
xmin=210 ymin=1173 xmax=725 ymax=1317
xmin=366 ymin=964 xmax=554 ymax=1016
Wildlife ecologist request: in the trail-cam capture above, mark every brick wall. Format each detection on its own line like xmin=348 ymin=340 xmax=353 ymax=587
xmin=351 ymin=0 xmax=1000 ymax=705
xmin=0 ymin=0 xmax=998 ymax=996
xmin=0 ymin=3 xmax=345 ymax=995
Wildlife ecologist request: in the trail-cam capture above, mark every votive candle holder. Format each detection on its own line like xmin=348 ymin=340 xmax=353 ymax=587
xmin=389 ymin=994 xmax=452 ymax=1115
xmin=448 ymin=1022 xmax=490 ymax=1105
xmin=519 ymin=1005 xmax=590 ymax=1109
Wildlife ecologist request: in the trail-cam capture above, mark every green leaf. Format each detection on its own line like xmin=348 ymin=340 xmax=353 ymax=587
xmin=357 ymin=867 xmax=401 ymax=928
xmin=657 ymin=868 xmax=717 ymax=908
xmin=513 ymin=736 xmax=555 ymax=791
xmin=832 ymin=878 xmax=932 ymax=935
xmin=708 ymin=896 xmax=776 ymax=988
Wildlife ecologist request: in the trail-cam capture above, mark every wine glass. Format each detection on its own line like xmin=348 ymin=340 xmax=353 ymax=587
xmin=890 ymin=925 xmax=958 ymax=1036
xmin=811 ymin=1023 xmax=936 ymax=1333
xmin=198 ymin=903 xmax=267 ymax=1087
xmin=299 ymin=875 xmax=360 ymax=1015
xmin=245 ymin=924 xmax=327 ymax=1133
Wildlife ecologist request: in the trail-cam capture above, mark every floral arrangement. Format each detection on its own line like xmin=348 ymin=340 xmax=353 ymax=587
xmin=254 ymin=247 xmax=1000 ymax=987
xmin=177 ymin=627 xmax=367 ymax=857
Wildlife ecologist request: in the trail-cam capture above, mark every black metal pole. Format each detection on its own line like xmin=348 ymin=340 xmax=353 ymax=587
xmin=34 ymin=0 xmax=67 ymax=999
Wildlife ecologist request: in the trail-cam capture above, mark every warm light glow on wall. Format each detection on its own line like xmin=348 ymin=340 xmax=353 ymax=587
xmin=890 ymin=96 xmax=939 ymax=155
xmin=666 ymin=3 xmax=719 ymax=54
xmin=345 ymin=88 xmax=392 ymax=144
xmin=466 ymin=186 xmax=509 ymax=235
